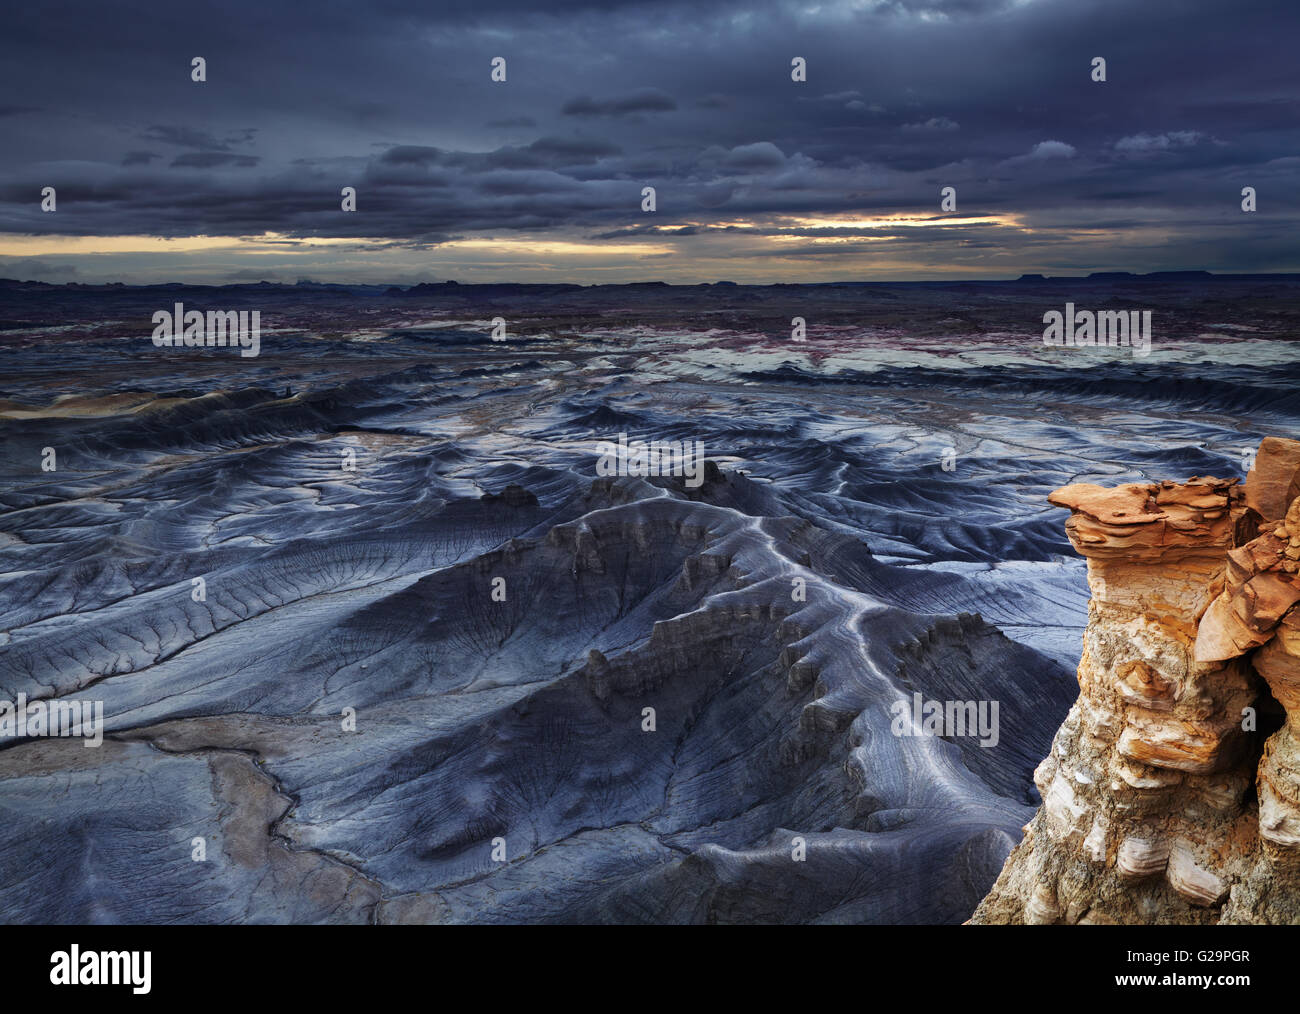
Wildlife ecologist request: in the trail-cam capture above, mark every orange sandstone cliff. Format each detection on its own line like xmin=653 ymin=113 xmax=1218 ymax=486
xmin=972 ymin=436 xmax=1300 ymax=924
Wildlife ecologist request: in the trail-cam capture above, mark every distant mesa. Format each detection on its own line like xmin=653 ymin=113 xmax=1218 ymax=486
xmin=1014 ymin=270 xmax=1216 ymax=283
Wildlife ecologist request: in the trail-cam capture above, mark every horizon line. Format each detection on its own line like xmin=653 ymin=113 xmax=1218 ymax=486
xmin=5 ymin=269 xmax=1300 ymax=291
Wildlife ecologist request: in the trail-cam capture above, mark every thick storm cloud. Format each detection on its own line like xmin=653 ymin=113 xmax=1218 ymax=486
xmin=0 ymin=0 xmax=1295 ymax=282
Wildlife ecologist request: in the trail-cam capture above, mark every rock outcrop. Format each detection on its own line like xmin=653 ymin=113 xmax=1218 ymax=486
xmin=972 ymin=437 xmax=1300 ymax=924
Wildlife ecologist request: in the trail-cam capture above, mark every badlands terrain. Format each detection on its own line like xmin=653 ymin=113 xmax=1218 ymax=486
xmin=0 ymin=274 xmax=1297 ymax=923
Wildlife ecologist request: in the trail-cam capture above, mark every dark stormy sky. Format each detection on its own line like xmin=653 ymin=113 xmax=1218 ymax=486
xmin=0 ymin=0 xmax=1296 ymax=284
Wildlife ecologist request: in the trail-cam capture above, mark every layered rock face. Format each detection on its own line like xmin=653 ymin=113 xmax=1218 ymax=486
xmin=972 ymin=437 xmax=1300 ymax=924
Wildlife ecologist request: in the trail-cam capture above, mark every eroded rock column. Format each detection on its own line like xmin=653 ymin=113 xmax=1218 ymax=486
xmin=973 ymin=475 xmax=1256 ymax=923
xmin=1197 ymin=442 xmax=1300 ymax=858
